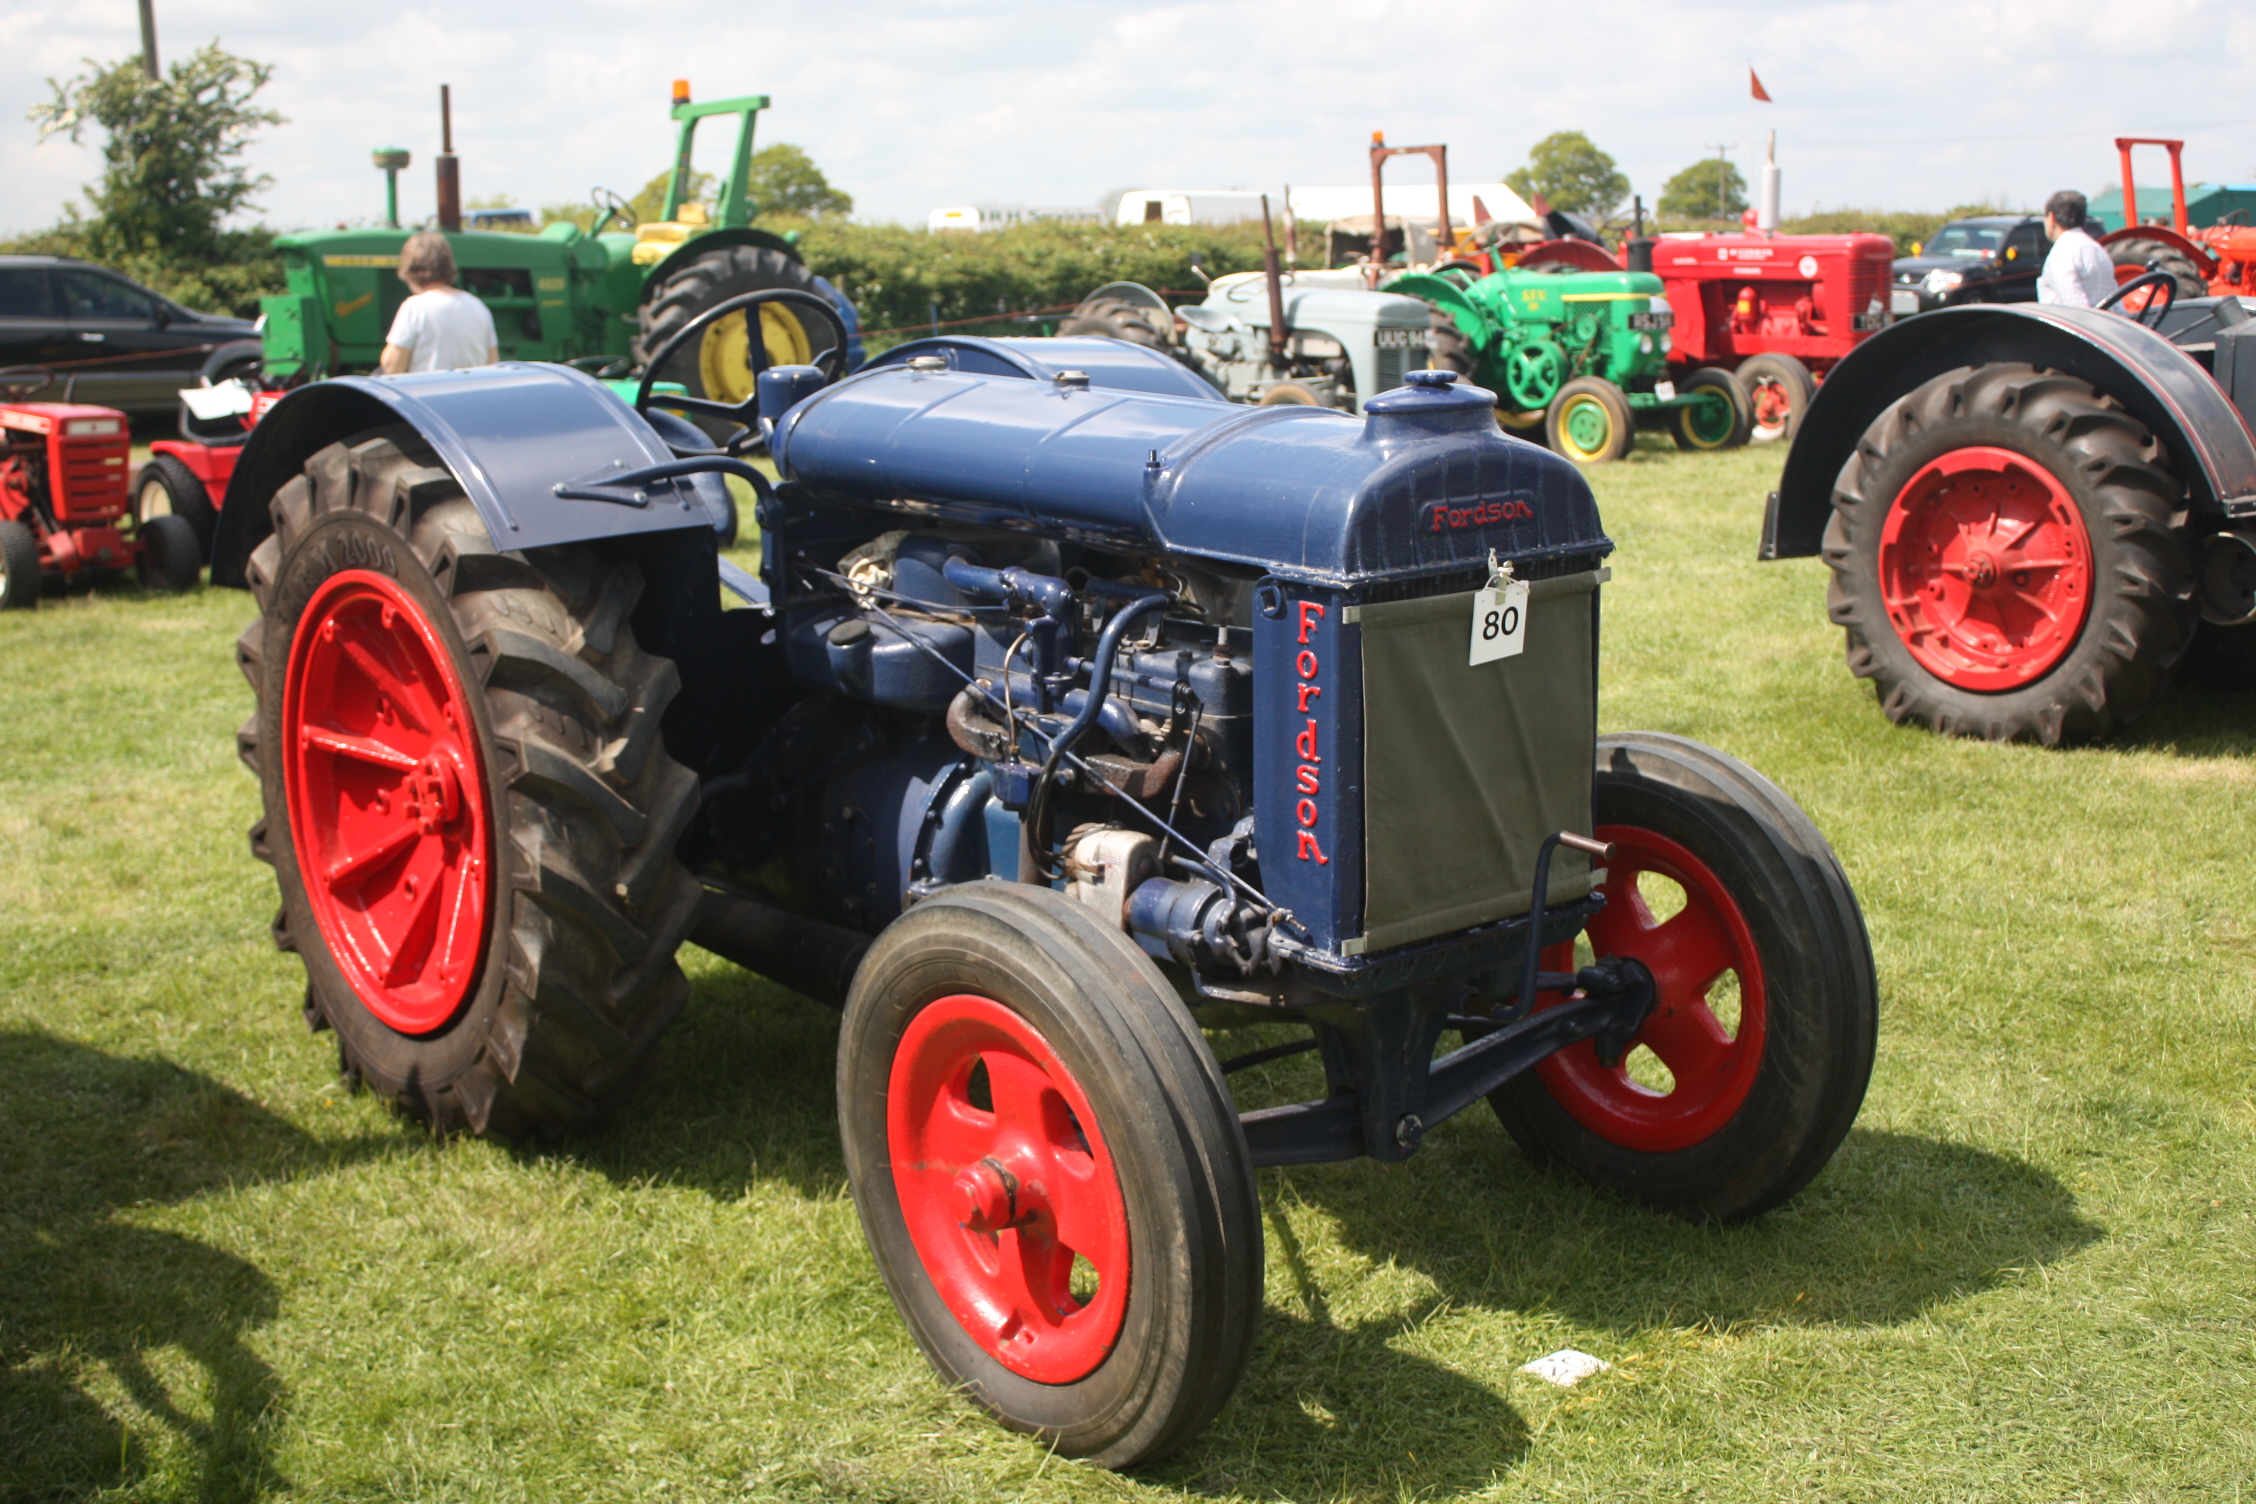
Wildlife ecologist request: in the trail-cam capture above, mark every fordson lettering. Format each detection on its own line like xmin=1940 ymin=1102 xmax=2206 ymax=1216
xmin=1426 ymin=499 xmax=1534 ymax=533
xmin=1293 ymin=601 xmax=1328 ymax=865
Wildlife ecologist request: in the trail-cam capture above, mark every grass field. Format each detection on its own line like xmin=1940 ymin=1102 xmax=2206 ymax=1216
xmin=4 ymin=437 xmax=2253 ymax=1503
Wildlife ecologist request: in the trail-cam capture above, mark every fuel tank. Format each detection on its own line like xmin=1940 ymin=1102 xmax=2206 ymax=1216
xmin=769 ymin=363 xmax=1607 ymax=588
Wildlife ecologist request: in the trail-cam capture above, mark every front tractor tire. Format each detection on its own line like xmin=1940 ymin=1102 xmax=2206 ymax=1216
xmin=635 ymin=244 xmax=831 ymax=409
xmin=238 ymin=430 xmax=703 ymax=1137
xmin=838 ymin=884 xmax=1261 ymax=1469
xmin=1821 ymin=363 xmax=2195 ymax=745
xmin=1492 ymin=733 xmax=1878 ymax=1221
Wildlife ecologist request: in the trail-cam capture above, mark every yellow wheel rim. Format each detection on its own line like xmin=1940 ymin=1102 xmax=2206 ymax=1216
xmin=697 ymin=304 xmax=815 ymax=404
xmin=1554 ymin=394 xmax=1615 ymax=464
xmin=1676 ymin=391 xmax=1736 ymax=450
xmin=1497 ymin=406 xmax=1545 ymax=432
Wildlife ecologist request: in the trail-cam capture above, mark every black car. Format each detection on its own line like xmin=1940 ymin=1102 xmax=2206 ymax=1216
xmin=1891 ymin=215 xmax=2057 ymax=314
xmin=0 ymin=255 xmax=258 ymax=416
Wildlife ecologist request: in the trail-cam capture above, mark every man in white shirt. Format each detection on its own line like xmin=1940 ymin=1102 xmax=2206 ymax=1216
xmin=2037 ymin=190 xmax=2120 ymax=309
xmin=378 ymin=231 xmax=500 ymax=373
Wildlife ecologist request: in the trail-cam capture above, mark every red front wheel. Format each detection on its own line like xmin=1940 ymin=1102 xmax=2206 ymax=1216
xmin=1493 ymin=733 xmax=1877 ymax=1221
xmin=839 ymin=884 xmax=1260 ymax=1468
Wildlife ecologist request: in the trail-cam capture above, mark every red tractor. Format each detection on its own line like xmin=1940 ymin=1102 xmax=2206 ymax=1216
xmin=128 ymin=383 xmax=286 ymax=558
xmin=2096 ymin=136 xmax=2256 ymax=301
xmin=0 ymin=378 xmax=202 ymax=609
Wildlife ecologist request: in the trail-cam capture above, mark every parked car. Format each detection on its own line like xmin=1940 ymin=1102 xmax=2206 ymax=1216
xmin=1890 ymin=215 xmax=2051 ymax=312
xmin=0 ymin=256 xmax=258 ymax=417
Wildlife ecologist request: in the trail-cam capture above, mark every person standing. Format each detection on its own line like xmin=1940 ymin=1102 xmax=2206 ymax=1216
xmin=378 ymin=231 xmax=499 ymax=373
xmin=2037 ymin=191 xmax=2119 ymax=309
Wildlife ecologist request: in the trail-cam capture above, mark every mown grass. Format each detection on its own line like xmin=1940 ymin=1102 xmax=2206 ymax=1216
xmin=4 ymin=436 xmax=2254 ymax=1502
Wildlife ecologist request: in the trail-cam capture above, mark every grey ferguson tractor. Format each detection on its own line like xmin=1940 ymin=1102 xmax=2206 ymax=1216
xmin=215 ymin=290 xmax=1876 ymax=1466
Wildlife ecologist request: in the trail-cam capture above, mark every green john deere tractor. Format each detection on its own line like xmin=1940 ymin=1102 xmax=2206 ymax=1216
xmin=1391 ymin=264 xmax=1750 ymax=463
xmin=254 ymin=84 xmax=858 ymax=400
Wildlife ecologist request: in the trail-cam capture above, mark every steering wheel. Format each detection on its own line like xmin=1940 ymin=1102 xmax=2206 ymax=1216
xmin=589 ymin=187 xmax=638 ymax=236
xmin=633 ymin=287 xmax=851 ymax=436
xmin=2100 ymin=268 xmax=2178 ymax=329
xmin=0 ymin=365 xmax=56 ymax=401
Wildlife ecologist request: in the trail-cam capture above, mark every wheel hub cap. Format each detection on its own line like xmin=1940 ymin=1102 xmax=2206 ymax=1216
xmin=887 ymin=995 xmax=1130 ymax=1382
xmin=281 ymin=569 xmax=493 ymax=1035
xmin=1534 ymin=825 xmax=1768 ymax=1151
xmin=1878 ymin=445 xmax=2094 ymax=691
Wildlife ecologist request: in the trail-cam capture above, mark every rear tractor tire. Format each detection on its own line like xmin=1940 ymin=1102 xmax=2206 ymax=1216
xmin=635 ymin=244 xmax=832 ymax=410
xmin=1821 ymin=362 xmax=2196 ymax=744
xmin=1491 ymin=733 xmax=1877 ymax=1221
xmin=0 ymin=519 xmax=40 ymax=610
xmin=1544 ymin=376 xmax=1634 ymax=463
xmin=1058 ymin=298 xmax=1171 ymax=351
xmin=238 ymin=428 xmax=703 ymax=1137
xmin=2107 ymin=236 xmax=2208 ymax=302
xmin=1736 ymin=353 xmax=1816 ymax=445
xmin=838 ymin=884 xmax=1261 ymax=1468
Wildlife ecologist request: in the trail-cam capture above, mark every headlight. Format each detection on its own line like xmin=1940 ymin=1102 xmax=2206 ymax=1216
xmin=1659 ymin=332 xmax=1672 ymax=354
xmin=1924 ymin=269 xmax=1964 ymax=294
xmin=1638 ymin=334 xmax=1654 ymax=354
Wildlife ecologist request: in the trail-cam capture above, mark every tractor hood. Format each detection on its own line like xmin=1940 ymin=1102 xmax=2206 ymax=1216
xmin=1201 ymin=273 xmax=1431 ymax=332
xmin=770 ymin=363 xmax=1607 ymax=587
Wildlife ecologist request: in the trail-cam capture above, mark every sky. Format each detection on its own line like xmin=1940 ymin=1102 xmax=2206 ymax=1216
xmin=5 ymin=0 xmax=2256 ymax=240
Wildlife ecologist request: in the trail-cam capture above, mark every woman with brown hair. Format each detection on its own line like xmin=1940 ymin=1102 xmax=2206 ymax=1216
xmin=378 ymin=231 xmax=499 ymax=373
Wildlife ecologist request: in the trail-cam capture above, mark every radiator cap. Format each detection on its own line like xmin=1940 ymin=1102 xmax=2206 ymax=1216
xmin=1361 ymin=366 xmax=1499 ymax=438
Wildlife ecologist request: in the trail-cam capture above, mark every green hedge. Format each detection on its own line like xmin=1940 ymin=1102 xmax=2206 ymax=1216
xmin=785 ymin=219 xmax=1303 ymax=348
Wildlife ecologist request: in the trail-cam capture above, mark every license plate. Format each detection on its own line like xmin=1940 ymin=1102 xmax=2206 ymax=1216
xmin=1375 ymin=327 xmax=1431 ymax=349
xmin=1469 ymin=580 xmax=1530 ymax=666
xmin=1891 ymin=289 xmax=1921 ymax=315
xmin=1627 ymin=311 xmax=1673 ymax=331
xmin=1852 ymin=312 xmax=1887 ymax=331
xmin=1653 ymin=380 xmax=1676 ymax=401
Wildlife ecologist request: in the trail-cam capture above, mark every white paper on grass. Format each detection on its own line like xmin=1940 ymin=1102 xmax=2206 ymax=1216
xmin=1520 ymin=1349 xmax=1611 ymax=1387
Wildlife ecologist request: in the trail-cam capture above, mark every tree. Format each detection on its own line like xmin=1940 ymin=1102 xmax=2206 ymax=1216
xmin=1658 ymin=157 xmax=1749 ymax=221
xmin=746 ymin=144 xmax=853 ymax=220
xmin=1505 ymin=132 xmax=1630 ymax=222
xmin=30 ymin=43 xmax=283 ymax=265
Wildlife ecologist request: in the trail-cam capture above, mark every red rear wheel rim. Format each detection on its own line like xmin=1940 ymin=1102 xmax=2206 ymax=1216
xmin=282 ymin=569 xmax=493 ymax=1035
xmin=1878 ymin=445 xmax=2093 ymax=691
xmin=887 ymin=995 xmax=1130 ymax=1383
xmin=1749 ymin=377 xmax=1790 ymax=431
xmin=1533 ymin=825 xmax=1767 ymax=1151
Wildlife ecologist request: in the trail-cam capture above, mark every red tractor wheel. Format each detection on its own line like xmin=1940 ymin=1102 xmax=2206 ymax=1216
xmin=1736 ymin=353 xmax=1816 ymax=444
xmin=1821 ymin=363 xmax=2195 ymax=744
xmin=838 ymin=883 xmax=1260 ymax=1468
xmin=238 ymin=429 xmax=703 ymax=1136
xmin=1491 ymin=733 xmax=1876 ymax=1221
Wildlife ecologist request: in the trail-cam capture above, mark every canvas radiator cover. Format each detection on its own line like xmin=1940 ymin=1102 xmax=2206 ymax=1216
xmin=1357 ymin=571 xmax=1601 ymax=953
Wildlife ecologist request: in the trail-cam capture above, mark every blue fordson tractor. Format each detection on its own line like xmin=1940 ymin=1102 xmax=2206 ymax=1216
xmin=217 ymin=292 xmax=1877 ymax=1466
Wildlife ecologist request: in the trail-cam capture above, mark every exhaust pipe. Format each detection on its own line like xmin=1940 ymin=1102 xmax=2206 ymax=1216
xmin=2197 ymin=529 xmax=2256 ymax=625
xmin=688 ymin=888 xmax=871 ymax=1008
xmin=435 ymin=83 xmax=461 ymax=233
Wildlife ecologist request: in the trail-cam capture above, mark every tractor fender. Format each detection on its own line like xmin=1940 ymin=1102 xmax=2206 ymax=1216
xmin=1386 ymin=274 xmax=1486 ymax=347
xmin=635 ymin=227 xmax=801 ymax=302
xmin=1764 ymin=303 xmax=2256 ymax=559
xmin=210 ymin=362 xmax=712 ymax=588
xmin=2098 ymin=224 xmax=2217 ymax=277
xmin=1509 ymin=238 xmax=1624 ymax=275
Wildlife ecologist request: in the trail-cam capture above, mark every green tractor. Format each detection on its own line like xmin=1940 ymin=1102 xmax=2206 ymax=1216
xmin=255 ymin=83 xmax=859 ymax=401
xmin=1390 ymin=263 xmax=1750 ymax=463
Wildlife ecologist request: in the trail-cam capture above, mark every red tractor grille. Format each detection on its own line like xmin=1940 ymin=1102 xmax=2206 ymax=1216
xmin=52 ymin=431 xmax=132 ymax=522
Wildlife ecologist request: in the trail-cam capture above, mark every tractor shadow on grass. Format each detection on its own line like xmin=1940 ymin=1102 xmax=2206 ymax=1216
xmin=1287 ymin=1120 xmax=2104 ymax=1336
xmin=557 ymin=960 xmax=849 ymax=1204
xmin=1157 ymin=1206 xmax=1531 ymax=1502
xmin=0 ymin=1029 xmax=348 ymax=1502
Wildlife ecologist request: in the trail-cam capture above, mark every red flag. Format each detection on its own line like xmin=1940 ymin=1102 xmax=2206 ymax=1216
xmin=1750 ymin=67 xmax=1773 ymax=103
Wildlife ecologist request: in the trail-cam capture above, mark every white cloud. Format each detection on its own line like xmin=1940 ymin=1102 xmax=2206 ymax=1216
xmin=5 ymin=0 xmax=2256 ymax=241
